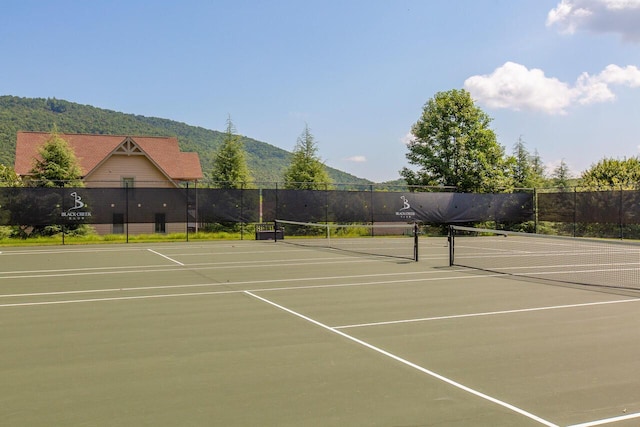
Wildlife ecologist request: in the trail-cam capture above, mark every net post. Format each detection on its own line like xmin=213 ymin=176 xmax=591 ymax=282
xmin=273 ymin=220 xmax=279 ymax=242
xmin=448 ymin=225 xmax=454 ymax=266
xmin=413 ymin=222 xmax=419 ymax=262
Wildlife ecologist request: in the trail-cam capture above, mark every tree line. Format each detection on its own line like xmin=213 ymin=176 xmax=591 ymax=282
xmin=0 ymin=95 xmax=371 ymax=185
xmin=402 ymin=89 xmax=640 ymax=192
xmin=209 ymin=116 xmax=331 ymax=190
xmin=1 ymin=90 xmax=638 ymax=193
xmin=210 ymin=88 xmax=639 ymax=192
xmin=0 ymin=120 xmax=333 ymax=191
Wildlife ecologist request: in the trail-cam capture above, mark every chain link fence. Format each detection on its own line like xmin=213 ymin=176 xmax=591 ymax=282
xmin=1 ymin=180 xmax=638 ymax=240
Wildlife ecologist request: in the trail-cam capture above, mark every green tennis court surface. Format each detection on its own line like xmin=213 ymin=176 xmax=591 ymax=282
xmin=2 ymin=238 xmax=640 ymax=426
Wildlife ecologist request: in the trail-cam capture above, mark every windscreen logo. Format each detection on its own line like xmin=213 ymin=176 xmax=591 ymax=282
xmin=60 ymin=191 xmax=92 ymax=220
xmin=395 ymin=195 xmax=415 ymax=218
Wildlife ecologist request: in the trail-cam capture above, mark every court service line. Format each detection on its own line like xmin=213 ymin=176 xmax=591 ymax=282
xmin=147 ymin=249 xmax=184 ymax=265
xmin=567 ymin=411 xmax=640 ymax=426
xmin=334 ymin=297 xmax=640 ymax=329
xmin=0 ymin=242 xmax=271 ymax=256
xmin=0 ymin=257 xmax=379 ymax=279
xmin=0 ymin=270 xmax=454 ymax=299
xmin=0 ymin=255 xmax=356 ymax=276
xmin=0 ymin=271 xmax=450 ymax=298
xmin=0 ymin=289 xmax=242 ymax=308
xmin=244 ymin=291 xmax=558 ymax=427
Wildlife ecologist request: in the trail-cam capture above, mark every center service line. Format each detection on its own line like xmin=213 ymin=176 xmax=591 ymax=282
xmin=147 ymin=249 xmax=184 ymax=266
xmin=243 ymin=290 xmax=558 ymax=427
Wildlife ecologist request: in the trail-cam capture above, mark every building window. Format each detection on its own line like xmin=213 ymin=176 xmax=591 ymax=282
xmin=155 ymin=213 xmax=166 ymax=233
xmin=122 ymin=177 xmax=134 ymax=188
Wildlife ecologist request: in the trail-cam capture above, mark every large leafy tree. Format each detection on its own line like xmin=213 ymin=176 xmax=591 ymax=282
xmin=283 ymin=124 xmax=332 ymax=190
xmin=30 ymin=128 xmax=83 ymax=187
xmin=210 ymin=116 xmax=252 ymax=188
xmin=401 ymin=89 xmax=512 ymax=192
xmin=581 ymin=157 xmax=640 ymax=190
xmin=0 ymin=164 xmax=22 ymax=187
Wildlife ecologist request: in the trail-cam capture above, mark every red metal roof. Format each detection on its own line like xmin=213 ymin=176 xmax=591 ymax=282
xmin=15 ymin=132 xmax=203 ymax=181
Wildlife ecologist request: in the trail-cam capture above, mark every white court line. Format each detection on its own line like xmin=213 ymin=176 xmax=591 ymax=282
xmin=0 ymin=272 xmax=488 ymax=304
xmin=0 ymin=257 xmax=379 ymax=279
xmin=244 ymin=291 xmax=558 ymax=427
xmin=0 ymin=242 xmax=266 ymax=256
xmin=0 ymin=289 xmax=240 ymax=307
xmin=0 ymin=247 xmax=151 ymax=256
xmin=568 ymin=411 xmax=640 ymax=426
xmin=0 ymin=255 xmax=357 ymax=276
xmin=0 ymin=270 xmax=453 ymax=299
xmin=334 ymin=297 xmax=640 ymax=329
xmin=147 ymin=249 xmax=184 ymax=265
xmin=1 ymin=275 xmax=468 ymax=307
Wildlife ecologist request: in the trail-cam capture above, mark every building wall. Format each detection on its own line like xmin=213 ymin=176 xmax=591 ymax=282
xmin=86 ymin=155 xmax=185 ymax=235
xmin=85 ymin=155 xmax=176 ymax=188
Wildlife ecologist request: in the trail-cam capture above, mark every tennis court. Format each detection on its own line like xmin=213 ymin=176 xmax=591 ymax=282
xmin=2 ymin=234 xmax=640 ymax=426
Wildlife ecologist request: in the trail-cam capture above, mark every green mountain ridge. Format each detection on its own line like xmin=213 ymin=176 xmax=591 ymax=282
xmin=0 ymin=95 xmax=377 ymax=185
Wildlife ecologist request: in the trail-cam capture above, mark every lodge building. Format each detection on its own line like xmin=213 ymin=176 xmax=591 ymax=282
xmin=14 ymin=131 xmax=203 ymax=235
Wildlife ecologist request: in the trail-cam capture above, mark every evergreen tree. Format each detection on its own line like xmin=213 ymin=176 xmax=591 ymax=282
xmin=283 ymin=124 xmax=332 ymax=190
xmin=23 ymin=127 xmax=88 ymax=237
xmin=512 ymin=136 xmax=545 ymax=189
xmin=210 ymin=116 xmax=252 ymax=188
xmin=30 ymin=126 xmax=83 ymax=187
xmin=551 ymin=159 xmax=572 ymax=189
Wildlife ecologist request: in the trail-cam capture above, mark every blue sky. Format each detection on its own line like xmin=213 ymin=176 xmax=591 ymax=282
xmin=2 ymin=0 xmax=639 ymax=182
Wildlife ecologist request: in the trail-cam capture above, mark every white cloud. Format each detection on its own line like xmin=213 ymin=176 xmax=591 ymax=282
xmin=464 ymin=62 xmax=575 ymax=114
xmin=574 ymin=64 xmax=640 ymax=104
xmin=345 ymin=155 xmax=367 ymax=163
xmin=547 ymin=0 xmax=640 ymax=42
xmin=597 ymin=64 xmax=640 ymax=87
xmin=574 ymin=71 xmax=616 ymax=104
xmin=464 ymin=62 xmax=640 ymax=114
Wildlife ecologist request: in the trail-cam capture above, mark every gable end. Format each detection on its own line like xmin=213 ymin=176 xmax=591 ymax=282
xmin=113 ymin=137 xmax=144 ymax=156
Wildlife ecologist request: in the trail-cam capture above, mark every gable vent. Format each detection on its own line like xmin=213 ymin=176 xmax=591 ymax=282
xmin=114 ymin=137 xmax=144 ymax=155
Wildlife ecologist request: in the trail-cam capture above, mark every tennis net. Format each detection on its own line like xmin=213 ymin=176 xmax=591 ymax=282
xmin=275 ymin=220 xmax=419 ymax=261
xmin=449 ymin=225 xmax=640 ymax=290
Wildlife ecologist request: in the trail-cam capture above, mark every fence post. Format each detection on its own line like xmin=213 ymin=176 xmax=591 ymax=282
xmin=533 ymin=188 xmax=538 ymax=234
xmin=275 ymin=182 xmax=279 ymax=221
xmin=186 ymin=182 xmax=189 ymax=242
xmin=369 ymin=184 xmax=374 ymax=226
xmin=125 ymin=183 xmax=129 ymax=243
xmin=195 ymin=180 xmax=199 ymax=234
xmin=573 ymin=187 xmax=577 ymax=237
xmin=61 ymin=188 xmax=65 ymax=245
xmin=325 ymin=182 xmax=329 ymax=224
xmin=619 ymin=186 xmax=624 ymax=239
xmin=241 ymin=182 xmax=245 ymax=240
